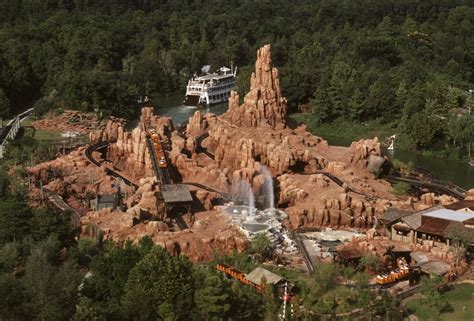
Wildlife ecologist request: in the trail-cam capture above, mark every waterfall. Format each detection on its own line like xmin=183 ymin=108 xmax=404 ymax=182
xmin=247 ymin=182 xmax=255 ymax=222
xmin=261 ymin=165 xmax=274 ymax=210
xmin=233 ymin=179 xmax=255 ymax=222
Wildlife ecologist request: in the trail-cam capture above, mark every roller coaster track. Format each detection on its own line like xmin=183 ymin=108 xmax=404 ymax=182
xmin=174 ymin=215 xmax=189 ymax=230
xmin=145 ymin=136 xmax=172 ymax=185
xmin=182 ymin=181 xmax=244 ymax=203
xmin=43 ymin=188 xmax=81 ymax=228
xmin=291 ymin=230 xmax=314 ymax=274
xmin=383 ymin=175 xmax=466 ymax=200
xmin=195 ymin=133 xmax=215 ymax=160
xmin=298 ymin=171 xmax=378 ymax=201
xmin=85 ymin=140 xmax=138 ymax=188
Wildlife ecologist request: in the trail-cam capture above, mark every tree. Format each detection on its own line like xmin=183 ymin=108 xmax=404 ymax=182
xmin=359 ymin=253 xmax=381 ymax=273
xmin=0 ymin=198 xmax=32 ymax=244
xmin=0 ymin=273 xmax=27 ymax=320
xmin=29 ymin=207 xmax=76 ymax=246
xmin=446 ymin=222 xmax=474 ymax=248
xmin=313 ymin=263 xmax=339 ymax=295
xmin=406 ymin=111 xmax=444 ymax=150
xmin=0 ymin=89 xmax=10 ymax=119
xmin=81 ymin=238 xmax=152 ymax=319
xmin=195 ymin=271 xmax=231 ymax=321
xmin=419 ymin=275 xmax=451 ymax=315
xmin=22 ymin=243 xmax=82 ymax=320
xmin=249 ymin=233 xmax=271 ymax=260
xmin=262 ymin=283 xmax=279 ymax=321
xmin=122 ymin=246 xmax=194 ymax=320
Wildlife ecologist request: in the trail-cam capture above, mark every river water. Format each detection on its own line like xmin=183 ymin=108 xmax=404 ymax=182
xmin=323 ymin=135 xmax=474 ymax=190
xmin=152 ymin=95 xmax=474 ymax=190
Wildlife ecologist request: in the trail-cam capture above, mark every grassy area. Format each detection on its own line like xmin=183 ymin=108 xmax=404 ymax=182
xmin=290 ymin=113 xmax=465 ymax=160
xmin=406 ymin=283 xmax=474 ymax=321
xmin=291 ymin=114 xmax=399 ymax=143
xmin=32 ymin=129 xmax=64 ymax=141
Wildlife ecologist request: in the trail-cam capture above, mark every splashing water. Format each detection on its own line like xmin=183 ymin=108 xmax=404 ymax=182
xmin=246 ymin=181 xmax=255 ymax=222
xmin=233 ymin=179 xmax=255 ymax=222
xmin=260 ymin=165 xmax=274 ymax=210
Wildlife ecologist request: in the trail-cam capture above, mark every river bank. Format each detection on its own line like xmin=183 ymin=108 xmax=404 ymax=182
xmin=290 ymin=114 xmax=473 ymax=190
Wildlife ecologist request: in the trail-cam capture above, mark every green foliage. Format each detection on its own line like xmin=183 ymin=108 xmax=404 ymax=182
xmin=0 ymin=88 xmax=10 ymax=118
xmin=0 ymin=197 xmax=33 ymax=244
xmin=445 ymin=222 xmax=474 ymax=247
xmin=419 ymin=275 xmax=451 ymax=315
xmin=0 ymin=0 xmax=471 ymax=124
xmin=121 ymin=246 xmax=194 ymax=320
xmin=29 ymin=207 xmax=77 ymax=245
xmin=358 ymin=253 xmax=381 ymax=273
xmin=407 ymin=283 xmax=474 ymax=321
xmin=393 ymin=182 xmax=411 ymax=196
xmin=194 ymin=269 xmax=231 ymax=321
xmin=22 ymin=241 xmax=82 ymax=320
xmin=249 ymin=233 xmax=271 ymax=260
xmin=406 ymin=112 xmax=445 ymax=150
xmin=81 ymin=239 xmax=152 ymax=319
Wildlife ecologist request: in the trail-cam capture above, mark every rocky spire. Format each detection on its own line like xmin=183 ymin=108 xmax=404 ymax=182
xmin=224 ymin=44 xmax=287 ymax=129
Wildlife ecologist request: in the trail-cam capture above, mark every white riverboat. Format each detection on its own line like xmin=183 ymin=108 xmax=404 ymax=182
xmin=183 ymin=65 xmax=237 ymax=106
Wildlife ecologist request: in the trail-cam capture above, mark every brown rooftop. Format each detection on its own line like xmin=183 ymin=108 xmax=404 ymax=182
xmin=416 ymin=216 xmax=451 ymax=237
xmin=160 ymin=184 xmax=193 ymax=203
xmin=380 ymin=208 xmax=413 ymax=225
xmin=336 ymin=248 xmax=362 ymax=260
xmin=401 ymin=205 xmax=443 ymax=230
xmin=444 ymin=200 xmax=474 ymax=211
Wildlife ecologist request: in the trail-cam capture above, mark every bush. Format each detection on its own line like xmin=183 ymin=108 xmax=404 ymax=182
xmin=393 ymin=182 xmax=411 ymax=196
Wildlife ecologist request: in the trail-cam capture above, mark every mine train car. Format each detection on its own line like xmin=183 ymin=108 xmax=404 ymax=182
xmin=215 ymin=264 xmax=265 ymax=293
xmin=376 ymin=257 xmax=409 ymax=285
xmin=149 ymin=131 xmax=168 ymax=168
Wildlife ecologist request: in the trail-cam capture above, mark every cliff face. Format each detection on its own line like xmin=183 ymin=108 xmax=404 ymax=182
xmin=223 ymin=44 xmax=287 ymax=129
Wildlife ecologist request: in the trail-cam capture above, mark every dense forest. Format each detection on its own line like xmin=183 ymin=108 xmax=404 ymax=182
xmin=0 ymin=0 xmax=473 ymax=157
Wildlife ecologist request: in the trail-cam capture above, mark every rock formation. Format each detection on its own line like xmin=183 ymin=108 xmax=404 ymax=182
xmin=223 ymin=44 xmax=287 ymax=129
xmin=26 ymin=43 xmax=471 ymax=264
xmin=349 ymin=138 xmax=382 ymax=169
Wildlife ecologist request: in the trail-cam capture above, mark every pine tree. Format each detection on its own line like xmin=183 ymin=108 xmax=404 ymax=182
xmin=122 ymin=246 xmax=194 ymax=320
xmin=195 ymin=273 xmax=231 ymax=320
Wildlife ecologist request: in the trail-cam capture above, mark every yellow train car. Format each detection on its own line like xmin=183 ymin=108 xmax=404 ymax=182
xmin=376 ymin=257 xmax=409 ymax=285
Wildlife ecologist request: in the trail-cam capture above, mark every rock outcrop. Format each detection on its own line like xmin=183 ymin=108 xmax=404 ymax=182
xmin=223 ymin=44 xmax=287 ymax=129
xmin=349 ymin=138 xmax=382 ymax=169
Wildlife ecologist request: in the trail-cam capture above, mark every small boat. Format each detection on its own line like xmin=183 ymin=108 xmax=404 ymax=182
xmin=183 ymin=65 xmax=237 ymax=107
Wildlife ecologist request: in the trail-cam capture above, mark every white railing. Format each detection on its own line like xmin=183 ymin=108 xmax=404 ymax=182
xmin=0 ymin=108 xmax=34 ymax=159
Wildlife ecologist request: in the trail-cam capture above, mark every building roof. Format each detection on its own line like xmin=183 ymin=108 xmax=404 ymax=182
xmin=410 ymin=251 xmax=429 ymax=264
xmin=246 ymin=267 xmax=283 ymax=286
xmin=160 ymin=184 xmax=193 ymax=203
xmin=444 ymin=200 xmax=474 ymax=212
xmin=336 ymin=248 xmax=363 ymax=260
xmin=380 ymin=208 xmax=413 ymax=225
xmin=417 ymin=261 xmax=450 ymax=276
xmin=423 ymin=208 xmax=474 ymax=222
xmin=97 ymin=194 xmax=117 ymax=204
xmin=401 ymin=205 xmax=443 ymax=230
xmin=417 ymin=217 xmax=451 ymax=237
